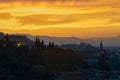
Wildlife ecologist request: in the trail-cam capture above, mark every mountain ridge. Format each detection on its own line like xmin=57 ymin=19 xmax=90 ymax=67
xmin=7 ymin=33 xmax=120 ymax=47
xmin=17 ymin=34 xmax=120 ymax=47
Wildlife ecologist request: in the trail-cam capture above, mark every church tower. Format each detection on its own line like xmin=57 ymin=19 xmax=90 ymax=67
xmin=100 ymin=41 xmax=104 ymax=51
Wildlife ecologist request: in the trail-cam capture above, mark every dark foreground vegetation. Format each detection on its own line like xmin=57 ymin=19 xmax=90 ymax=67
xmin=0 ymin=34 xmax=120 ymax=80
xmin=0 ymin=35 xmax=79 ymax=80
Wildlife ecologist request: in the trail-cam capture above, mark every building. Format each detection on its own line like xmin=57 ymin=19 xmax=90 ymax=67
xmin=0 ymin=32 xmax=4 ymax=39
xmin=8 ymin=35 xmax=33 ymax=47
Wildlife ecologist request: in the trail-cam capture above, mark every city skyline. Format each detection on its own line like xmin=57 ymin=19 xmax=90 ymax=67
xmin=0 ymin=0 xmax=120 ymax=38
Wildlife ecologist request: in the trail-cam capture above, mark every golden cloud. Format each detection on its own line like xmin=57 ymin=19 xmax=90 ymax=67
xmin=0 ymin=12 xmax=13 ymax=20
xmin=0 ymin=0 xmax=119 ymax=38
xmin=13 ymin=9 xmax=120 ymax=27
xmin=0 ymin=0 xmax=119 ymax=8
xmin=15 ymin=14 xmax=79 ymax=26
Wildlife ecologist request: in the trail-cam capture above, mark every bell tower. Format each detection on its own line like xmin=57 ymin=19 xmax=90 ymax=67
xmin=100 ymin=41 xmax=103 ymax=51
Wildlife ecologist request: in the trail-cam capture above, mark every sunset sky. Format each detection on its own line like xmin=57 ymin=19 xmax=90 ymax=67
xmin=0 ymin=0 xmax=120 ymax=39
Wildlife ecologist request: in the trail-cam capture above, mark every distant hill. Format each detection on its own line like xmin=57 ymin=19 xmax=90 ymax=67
xmin=24 ymin=34 xmax=82 ymax=45
xmin=10 ymin=34 xmax=120 ymax=47
xmin=61 ymin=43 xmax=99 ymax=52
xmin=25 ymin=34 xmax=120 ymax=47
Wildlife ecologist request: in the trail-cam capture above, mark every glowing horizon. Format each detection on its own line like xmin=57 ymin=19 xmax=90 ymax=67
xmin=0 ymin=0 xmax=120 ymax=39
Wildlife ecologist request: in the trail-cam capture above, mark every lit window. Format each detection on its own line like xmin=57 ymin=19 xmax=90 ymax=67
xmin=17 ymin=43 xmax=24 ymax=47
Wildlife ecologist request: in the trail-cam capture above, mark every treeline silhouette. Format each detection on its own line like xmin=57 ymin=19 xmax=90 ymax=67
xmin=0 ymin=34 xmax=78 ymax=80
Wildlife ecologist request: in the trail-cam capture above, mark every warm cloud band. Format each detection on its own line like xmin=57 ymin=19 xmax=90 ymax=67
xmin=0 ymin=0 xmax=120 ymax=38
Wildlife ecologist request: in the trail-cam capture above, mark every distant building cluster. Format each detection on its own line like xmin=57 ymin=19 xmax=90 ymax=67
xmin=0 ymin=32 xmax=33 ymax=47
xmin=54 ymin=42 xmax=120 ymax=80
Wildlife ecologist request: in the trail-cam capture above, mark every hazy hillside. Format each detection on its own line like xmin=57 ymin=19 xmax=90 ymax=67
xmin=23 ymin=34 xmax=120 ymax=47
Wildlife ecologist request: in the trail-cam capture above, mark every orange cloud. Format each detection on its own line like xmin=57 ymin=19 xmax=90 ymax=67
xmin=0 ymin=0 xmax=119 ymax=38
xmin=0 ymin=12 xmax=13 ymax=20
xmin=0 ymin=0 xmax=119 ymax=8
xmin=16 ymin=14 xmax=79 ymax=26
xmin=1 ymin=26 xmax=120 ymax=39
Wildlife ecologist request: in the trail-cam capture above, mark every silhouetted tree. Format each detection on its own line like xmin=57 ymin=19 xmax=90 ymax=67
xmin=99 ymin=53 xmax=106 ymax=70
xmin=0 ymin=34 xmax=79 ymax=80
xmin=5 ymin=34 xmax=9 ymax=43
